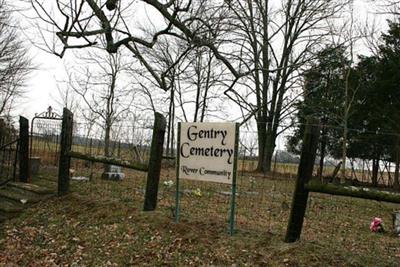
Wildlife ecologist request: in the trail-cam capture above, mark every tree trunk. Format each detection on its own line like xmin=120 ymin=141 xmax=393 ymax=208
xmin=256 ymin=122 xmax=266 ymax=172
xmin=170 ymin=101 xmax=175 ymax=157
xmin=362 ymin=160 xmax=365 ymax=182
xmin=394 ymin=160 xmax=400 ymax=190
xmin=256 ymin=123 xmax=277 ymax=174
xmin=331 ymin=161 xmax=342 ymax=180
xmin=193 ymin=49 xmax=202 ymax=122
xmin=341 ymin=66 xmax=352 ymax=184
xmin=394 ymin=138 xmax=400 ymax=190
xmin=263 ymin=132 xmax=275 ymax=173
xmin=372 ymin=158 xmax=379 ymax=187
xmin=318 ymin=125 xmax=327 ymax=180
xmin=104 ymin=120 xmax=111 ymax=172
xmin=340 ymin=119 xmax=348 ymax=184
xmin=257 ymin=129 xmax=276 ymax=173
xmin=200 ymin=52 xmax=212 ymax=123
xmin=166 ymin=84 xmax=174 ymax=156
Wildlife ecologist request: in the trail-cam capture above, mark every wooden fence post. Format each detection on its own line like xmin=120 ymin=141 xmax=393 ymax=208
xmin=58 ymin=108 xmax=73 ymax=196
xmin=19 ymin=116 xmax=29 ymax=183
xmin=143 ymin=112 xmax=167 ymax=211
xmin=285 ymin=117 xmax=320 ymax=243
xmin=0 ymin=119 xmax=4 ymax=145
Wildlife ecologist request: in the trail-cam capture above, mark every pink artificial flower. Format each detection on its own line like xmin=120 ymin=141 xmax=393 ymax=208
xmin=370 ymin=217 xmax=383 ymax=232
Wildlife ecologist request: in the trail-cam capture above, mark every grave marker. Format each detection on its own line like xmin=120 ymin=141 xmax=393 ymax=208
xmin=101 ymin=165 xmax=125 ymax=180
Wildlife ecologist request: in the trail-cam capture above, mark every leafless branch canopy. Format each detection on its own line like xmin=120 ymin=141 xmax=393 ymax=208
xmin=0 ymin=0 xmax=33 ymax=117
xmin=29 ymin=0 xmax=245 ymax=90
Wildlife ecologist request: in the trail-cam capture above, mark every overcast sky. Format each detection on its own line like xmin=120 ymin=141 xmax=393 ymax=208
xmin=14 ymin=0 xmax=392 ymax=121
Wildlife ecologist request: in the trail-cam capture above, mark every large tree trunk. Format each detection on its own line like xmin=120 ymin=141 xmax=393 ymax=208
xmin=256 ymin=124 xmax=276 ymax=174
xmin=256 ymin=123 xmax=266 ymax=172
xmin=263 ymin=130 xmax=275 ymax=172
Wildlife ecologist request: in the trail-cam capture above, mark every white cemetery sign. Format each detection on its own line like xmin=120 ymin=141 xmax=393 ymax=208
xmin=177 ymin=122 xmax=238 ymax=184
xmin=175 ymin=122 xmax=239 ymax=235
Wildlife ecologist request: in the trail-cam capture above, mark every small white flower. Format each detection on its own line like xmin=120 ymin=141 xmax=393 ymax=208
xmin=163 ymin=180 xmax=174 ymax=188
xmin=20 ymin=199 xmax=28 ymax=204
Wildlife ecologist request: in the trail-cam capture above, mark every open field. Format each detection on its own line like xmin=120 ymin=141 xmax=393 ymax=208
xmin=30 ymin=137 xmax=397 ymax=188
xmin=30 ymin=137 xmax=152 ymax=167
xmin=1 ymin=167 xmax=400 ymax=266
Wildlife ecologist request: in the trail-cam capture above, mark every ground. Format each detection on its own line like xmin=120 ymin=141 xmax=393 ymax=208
xmin=1 ymin=166 xmax=400 ymax=266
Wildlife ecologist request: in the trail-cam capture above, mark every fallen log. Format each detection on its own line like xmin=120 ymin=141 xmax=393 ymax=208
xmin=68 ymin=151 xmax=148 ymax=172
xmin=305 ymin=180 xmax=400 ymax=204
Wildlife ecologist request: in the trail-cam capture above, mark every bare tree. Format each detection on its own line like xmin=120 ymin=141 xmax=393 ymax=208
xmin=175 ymin=46 xmax=227 ymax=123
xmin=340 ymin=8 xmax=356 ymax=183
xmin=0 ymin=0 xmax=33 ymax=117
xmin=28 ymin=0 xmax=236 ymax=161
xmin=129 ymin=32 xmax=229 ymax=155
xmin=28 ymin=0 xmax=350 ymax=173
xmin=68 ymin=45 xmax=135 ymax=163
xmin=221 ymin=0 xmax=348 ymax=172
xmin=362 ymin=1 xmax=399 ymax=54
xmin=52 ymin=66 xmax=80 ymax=114
xmin=324 ymin=2 xmax=365 ymax=183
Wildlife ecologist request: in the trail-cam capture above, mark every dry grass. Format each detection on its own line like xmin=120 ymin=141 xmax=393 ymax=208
xmin=1 ymin=166 xmax=400 ymax=266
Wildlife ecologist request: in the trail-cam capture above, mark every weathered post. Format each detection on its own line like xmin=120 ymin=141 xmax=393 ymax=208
xmin=0 ymin=119 xmax=4 ymax=145
xmin=143 ymin=112 xmax=167 ymax=211
xmin=58 ymin=108 xmax=73 ymax=196
xmin=118 ymin=141 xmax=121 ymax=158
xmin=19 ymin=116 xmax=29 ymax=183
xmin=89 ymin=138 xmax=93 ymax=181
xmin=285 ymin=117 xmax=320 ymax=243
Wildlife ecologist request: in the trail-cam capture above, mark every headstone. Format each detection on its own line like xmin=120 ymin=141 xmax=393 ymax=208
xmin=393 ymin=211 xmax=400 ymax=235
xmin=72 ymin=176 xmax=89 ymax=181
xmin=101 ymin=165 xmax=125 ymax=181
xmin=30 ymin=157 xmax=41 ymax=175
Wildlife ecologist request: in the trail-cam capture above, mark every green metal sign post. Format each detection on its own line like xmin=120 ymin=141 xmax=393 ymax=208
xmin=229 ymin=123 xmax=240 ymax=235
xmin=175 ymin=123 xmax=181 ymax=223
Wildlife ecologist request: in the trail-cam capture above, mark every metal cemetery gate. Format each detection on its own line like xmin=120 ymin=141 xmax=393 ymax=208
xmin=0 ymin=117 xmax=29 ymax=185
xmin=30 ymin=106 xmax=63 ymax=168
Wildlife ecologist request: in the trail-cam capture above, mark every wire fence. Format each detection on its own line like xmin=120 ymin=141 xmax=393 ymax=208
xmin=29 ymin=117 xmax=400 ymax=188
xmin=27 ymin=117 xmax=400 ymax=233
xmin=155 ymin=123 xmax=399 ymax=232
xmin=0 ymin=118 xmax=19 ymax=184
xmin=70 ymin=121 xmax=154 ymax=178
